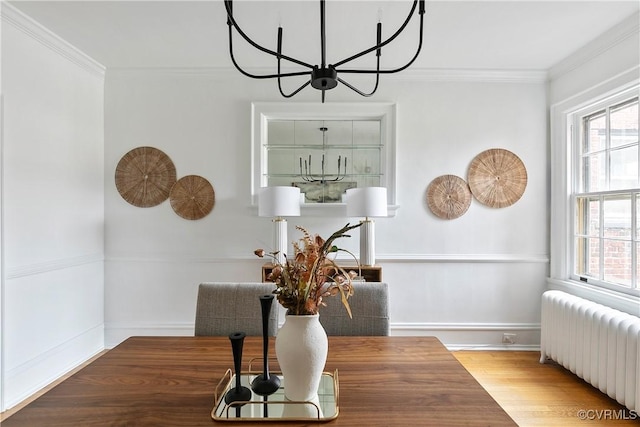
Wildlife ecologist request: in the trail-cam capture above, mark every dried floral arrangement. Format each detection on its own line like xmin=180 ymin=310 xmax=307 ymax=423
xmin=255 ymin=223 xmax=361 ymax=316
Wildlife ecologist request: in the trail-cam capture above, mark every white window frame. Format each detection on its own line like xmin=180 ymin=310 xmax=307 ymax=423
xmin=570 ymin=95 xmax=638 ymax=294
xmin=549 ymin=76 xmax=640 ymax=314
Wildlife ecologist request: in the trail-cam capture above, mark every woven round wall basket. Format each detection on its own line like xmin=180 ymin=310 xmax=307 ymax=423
xmin=169 ymin=175 xmax=215 ymax=220
xmin=115 ymin=146 xmax=177 ymax=208
xmin=426 ymin=174 xmax=472 ymax=220
xmin=467 ymin=148 xmax=527 ymax=208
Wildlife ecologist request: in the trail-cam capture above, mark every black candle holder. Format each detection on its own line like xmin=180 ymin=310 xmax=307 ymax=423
xmin=224 ymin=332 xmax=252 ymax=406
xmin=250 ymin=294 xmax=281 ymax=396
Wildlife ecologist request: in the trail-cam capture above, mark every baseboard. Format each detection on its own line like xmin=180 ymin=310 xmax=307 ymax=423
xmin=448 ymin=344 xmax=541 ymax=351
xmin=105 ymin=322 xmax=194 ymax=348
xmin=105 ymin=321 xmax=541 ymax=349
xmin=3 ymin=325 xmax=104 ymax=411
xmin=391 ymin=322 xmax=541 ymax=349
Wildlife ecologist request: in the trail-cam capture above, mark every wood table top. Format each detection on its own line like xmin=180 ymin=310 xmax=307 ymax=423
xmin=3 ymin=336 xmax=516 ymax=426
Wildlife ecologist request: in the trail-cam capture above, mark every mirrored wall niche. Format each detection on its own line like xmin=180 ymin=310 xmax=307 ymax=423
xmin=252 ymin=103 xmax=397 ymax=216
xmin=268 ymin=119 xmax=382 ymax=203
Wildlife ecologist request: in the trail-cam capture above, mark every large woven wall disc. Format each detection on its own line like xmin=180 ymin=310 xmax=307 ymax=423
xmin=467 ymin=149 xmax=527 ymax=208
xmin=169 ymin=175 xmax=215 ymax=220
xmin=426 ymin=175 xmax=472 ymax=220
xmin=115 ymin=147 xmax=177 ymax=207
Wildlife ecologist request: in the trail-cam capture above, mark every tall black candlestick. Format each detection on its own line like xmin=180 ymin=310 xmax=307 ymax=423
xmin=224 ymin=332 xmax=252 ymax=406
xmin=251 ymin=295 xmax=281 ymax=396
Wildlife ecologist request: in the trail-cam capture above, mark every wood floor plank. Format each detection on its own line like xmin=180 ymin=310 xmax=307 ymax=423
xmin=454 ymin=350 xmax=638 ymax=426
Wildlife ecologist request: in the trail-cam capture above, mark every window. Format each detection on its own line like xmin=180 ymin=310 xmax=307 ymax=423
xmin=572 ymin=96 xmax=639 ymax=295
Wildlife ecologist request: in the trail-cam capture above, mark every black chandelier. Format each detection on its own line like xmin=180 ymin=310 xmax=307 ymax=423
xmin=224 ymin=0 xmax=425 ymax=102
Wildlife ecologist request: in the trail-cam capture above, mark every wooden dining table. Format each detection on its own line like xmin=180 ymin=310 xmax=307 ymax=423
xmin=3 ymin=336 xmax=516 ymax=426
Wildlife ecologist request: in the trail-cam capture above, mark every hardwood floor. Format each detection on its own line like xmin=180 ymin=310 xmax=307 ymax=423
xmin=1 ymin=349 xmax=637 ymax=426
xmin=454 ymin=351 xmax=638 ymax=426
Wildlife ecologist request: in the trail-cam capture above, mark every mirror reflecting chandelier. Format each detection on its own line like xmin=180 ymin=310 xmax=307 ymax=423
xmin=299 ymin=126 xmax=347 ymax=183
xmin=224 ymin=0 xmax=426 ymax=102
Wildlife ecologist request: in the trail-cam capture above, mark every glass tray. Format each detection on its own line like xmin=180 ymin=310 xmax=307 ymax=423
xmin=211 ymin=367 xmax=339 ymax=422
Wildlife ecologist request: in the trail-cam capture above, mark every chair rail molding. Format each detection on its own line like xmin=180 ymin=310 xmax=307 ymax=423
xmin=106 ymin=253 xmax=549 ymax=264
xmin=5 ymin=253 xmax=104 ymax=280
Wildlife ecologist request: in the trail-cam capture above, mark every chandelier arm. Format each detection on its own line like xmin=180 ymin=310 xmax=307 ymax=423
xmin=336 ymin=13 xmax=424 ymax=75
xmin=336 ymin=56 xmax=380 ymax=97
xmin=278 ymin=79 xmax=311 ymax=98
xmin=332 ymin=0 xmax=424 ymax=69
xmin=337 ymin=77 xmax=377 ymax=97
xmin=227 ymin=25 xmax=312 ymax=79
xmin=276 ymin=26 xmax=312 ymax=98
xmin=224 ymin=0 xmax=315 ymax=70
xmin=278 ymin=58 xmax=311 ymax=97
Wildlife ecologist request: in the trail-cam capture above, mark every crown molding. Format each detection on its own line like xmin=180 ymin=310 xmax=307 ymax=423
xmin=383 ymin=68 xmax=548 ymax=84
xmin=548 ymin=12 xmax=640 ymax=80
xmin=1 ymin=2 xmax=105 ymax=78
xmin=107 ymin=66 xmax=548 ymax=84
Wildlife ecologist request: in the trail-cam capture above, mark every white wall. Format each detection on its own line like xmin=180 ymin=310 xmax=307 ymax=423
xmin=104 ymin=69 xmax=548 ymax=349
xmin=547 ymin=12 xmax=640 ymax=314
xmin=0 ymin=4 xmax=105 ymax=410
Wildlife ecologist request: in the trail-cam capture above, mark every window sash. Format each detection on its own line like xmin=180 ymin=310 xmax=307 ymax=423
xmin=574 ymin=192 xmax=638 ymax=292
xmin=579 ymin=98 xmax=639 ymax=193
xmin=572 ymin=95 xmax=639 ymax=296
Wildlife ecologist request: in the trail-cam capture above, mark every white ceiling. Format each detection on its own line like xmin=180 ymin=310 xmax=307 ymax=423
xmin=7 ymin=0 xmax=640 ymax=71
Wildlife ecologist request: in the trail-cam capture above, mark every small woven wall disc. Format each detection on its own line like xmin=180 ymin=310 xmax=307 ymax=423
xmin=115 ymin=147 xmax=177 ymax=207
xmin=426 ymin=175 xmax=472 ymax=220
xmin=467 ymin=148 xmax=527 ymax=208
xmin=169 ymin=175 xmax=215 ymax=220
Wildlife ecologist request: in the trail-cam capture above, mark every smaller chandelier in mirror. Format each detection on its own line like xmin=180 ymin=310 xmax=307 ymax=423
xmin=299 ymin=127 xmax=347 ymax=183
xmin=267 ymin=119 xmax=381 ymax=204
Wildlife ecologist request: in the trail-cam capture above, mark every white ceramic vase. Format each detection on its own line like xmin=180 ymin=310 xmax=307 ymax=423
xmin=275 ymin=314 xmax=328 ymax=403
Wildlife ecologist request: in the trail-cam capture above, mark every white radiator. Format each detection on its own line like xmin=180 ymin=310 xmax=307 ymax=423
xmin=540 ymin=290 xmax=640 ymax=412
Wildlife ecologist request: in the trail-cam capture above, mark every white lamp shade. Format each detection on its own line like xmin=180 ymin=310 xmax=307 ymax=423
xmin=258 ymin=186 xmax=301 ymax=217
xmin=345 ymin=187 xmax=387 ymax=217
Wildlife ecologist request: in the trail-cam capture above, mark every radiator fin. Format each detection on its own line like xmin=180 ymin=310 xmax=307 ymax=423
xmin=540 ymin=290 xmax=640 ymax=412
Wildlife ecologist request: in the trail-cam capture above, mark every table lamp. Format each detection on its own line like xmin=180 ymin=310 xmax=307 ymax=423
xmin=345 ymin=187 xmax=387 ymax=266
xmin=258 ymin=186 xmax=301 ymax=264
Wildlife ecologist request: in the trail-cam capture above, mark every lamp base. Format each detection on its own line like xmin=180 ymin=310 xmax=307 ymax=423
xmin=359 ymin=219 xmax=375 ymax=266
xmin=273 ymin=218 xmax=287 ymax=264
